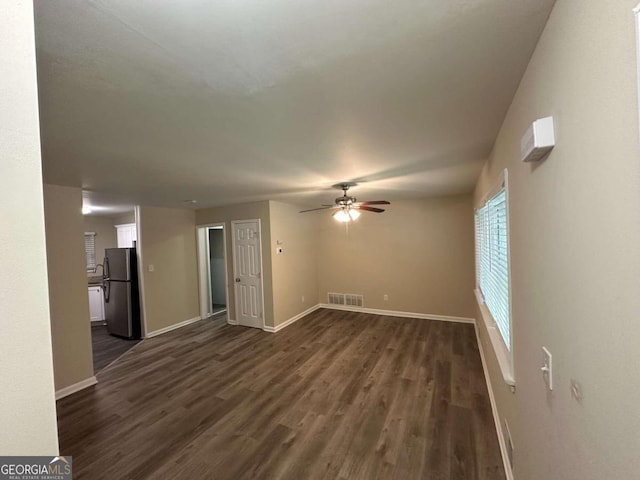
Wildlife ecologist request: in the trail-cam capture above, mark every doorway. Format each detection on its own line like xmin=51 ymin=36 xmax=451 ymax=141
xmin=197 ymin=223 xmax=229 ymax=319
xmin=231 ymin=219 xmax=264 ymax=329
xmin=208 ymin=226 xmax=226 ymax=315
xmin=84 ymin=208 xmax=142 ymax=374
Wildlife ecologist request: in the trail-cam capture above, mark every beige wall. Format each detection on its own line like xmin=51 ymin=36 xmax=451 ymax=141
xmin=196 ymin=201 xmax=275 ymax=326
xmin=0 ymin=0 xmax=59 ymax=454
xmin=197 ymin=198 xmax=473 ymax=326
xmin=317 ymin=195 xmax=475 ymax=318
xmin=83 ymin=215 xmax=117 ymax=274
xmin=113 ymin=211 xmax=135 ymax=225
xmin=43 ymin=184 xmax=95 ymax=391
xmin=474 ymin=1 xmax=640 ymax=478
xmin=269 ymin=201 xmax=319 ymax=325
xmin=139 ymin=206 xmax=200 ymax=334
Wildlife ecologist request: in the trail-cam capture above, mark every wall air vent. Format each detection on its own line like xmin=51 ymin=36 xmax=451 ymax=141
xmin=345 ymin=294 xmax=364 ymax=307
xmin=328 ymin=293 xmax=346 ymax=305
xmin=328 ymin=293 xmax=364 ymax=307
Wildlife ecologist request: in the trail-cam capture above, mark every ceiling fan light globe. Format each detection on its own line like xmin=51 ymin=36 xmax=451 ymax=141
xmin=333 ymin=209 xmax=351 ymax=222
xmin=348 ymin=209 xmax=361 ymax=220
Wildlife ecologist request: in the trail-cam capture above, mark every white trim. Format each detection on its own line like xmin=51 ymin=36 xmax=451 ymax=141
xmin=318 ymin=304 xmax=475 ymax=324
xmin=634 ymin=3 xmax=640 ymax=14
xmin=227 ymin=318 xmax=238 ymax=325
xmin=231 ymin=219 xmax=266 ymax=330
xmin=197 ymin=226 xmax=210 ymax=317
xmin=217 ymin=224 xmax=230 ymax=318
xmin=474 ymin=322 xmax=514 ymax=480
xmin=475 ymin=289 xmax=515 ymax=386
xmin=263 ymin=304 xmax=321 ymax=333
xmin=145 ymin=316 xmax=201 ymax=338
xmin=475 ymin=168 xmax=507 ymax=209
xmin=55 ymin=376 xmax=97 ymax=400
xmin=474 ymin=167 xmax=515 ymax=385
xmin=134 ymin=206 xmax=148 ymax=338
xmin=504 ymin=169 xmax=514 ymax=357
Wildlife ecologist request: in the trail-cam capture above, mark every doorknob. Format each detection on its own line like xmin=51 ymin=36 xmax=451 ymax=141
xmin=235 ymin=278 xmax=241 ymax=283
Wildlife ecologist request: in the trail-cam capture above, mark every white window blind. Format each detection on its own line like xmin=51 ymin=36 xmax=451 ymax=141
xmin=84 ymin=232 xmax=96 ymax=272
xmin=475 ymin=188 xmax=511 ymax=349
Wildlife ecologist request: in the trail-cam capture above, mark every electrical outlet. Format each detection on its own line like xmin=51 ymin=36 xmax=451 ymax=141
xmin=301 ymin=296 xmax=305 ymax=303
xmin=383 ymin=294 xmax=388 ymax=301
xmin=541 ymin=347 xmax=553 ymax=390
xmin=148 ymin=264 xmax=155 ymax=272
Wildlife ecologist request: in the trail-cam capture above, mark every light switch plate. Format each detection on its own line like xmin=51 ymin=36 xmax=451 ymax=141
xmin=542 ymin=346 xmax=553 ymax=390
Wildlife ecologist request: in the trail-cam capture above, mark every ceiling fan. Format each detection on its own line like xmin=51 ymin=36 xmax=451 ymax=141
xmin=299 ymin=182 xmax=390 ymax=222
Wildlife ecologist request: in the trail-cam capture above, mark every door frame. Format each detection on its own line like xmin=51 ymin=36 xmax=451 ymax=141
xmin=134 ymin=206 xmax=148 ymax=338
xmin=196 ymin=222 xmax=230 ymax=320
xmin=230 ymin=219 xmax=266 ymax=330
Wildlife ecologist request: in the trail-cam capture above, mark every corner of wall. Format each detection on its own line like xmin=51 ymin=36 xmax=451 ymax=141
xmin=43 ymin=184 xmax=95 ymax=392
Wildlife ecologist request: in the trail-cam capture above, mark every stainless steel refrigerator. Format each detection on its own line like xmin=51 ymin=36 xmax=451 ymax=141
xmin=103 ymin=248 xmax=141 ymax=339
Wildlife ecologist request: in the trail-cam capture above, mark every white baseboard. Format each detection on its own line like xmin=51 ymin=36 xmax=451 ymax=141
xmin=232 ymin=305 xmax=473 ymax=333
xmin=474 ymin=322 xmax=513 ymax=480
xmin=145 ymin=316 xmax=201 ymax=338
xmin=263 ymin=304 xmax=321 ymax=333
xmin=55 ymin=376 xmax=98 ymax=400
xmin=318 ymin=304 xmax=475 ymax=324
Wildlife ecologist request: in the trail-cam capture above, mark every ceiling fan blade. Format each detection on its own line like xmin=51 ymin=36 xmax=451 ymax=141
xmin=355 ymin=200 xmax=390 ymax=206
xmin=356 ymin=206 xmax=385 ymax=213
xmin=299 ymin=206 xmax=338 ymax=213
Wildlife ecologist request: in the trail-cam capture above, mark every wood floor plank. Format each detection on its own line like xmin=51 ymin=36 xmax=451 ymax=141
xmin=91 ymin=324 xmax=141 ymax=373
xmin=56 ymin=309 xmax=506 ymax=480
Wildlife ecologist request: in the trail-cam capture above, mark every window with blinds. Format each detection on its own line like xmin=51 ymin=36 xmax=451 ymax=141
xmin=475 ymin=188 xmax=511 ymax=350
xmin=84 ymin=232 xmax=96 ymax=272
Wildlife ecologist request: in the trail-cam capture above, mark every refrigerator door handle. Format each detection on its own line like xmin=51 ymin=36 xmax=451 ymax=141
xmin=102 ymin=256 xmax=111 ymax=302
xmin=104 ymin=279 xmax=111 ymax=303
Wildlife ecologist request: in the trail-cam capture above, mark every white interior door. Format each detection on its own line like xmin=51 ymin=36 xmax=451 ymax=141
xmin=232 ymin=220 xmax=264 ymax=329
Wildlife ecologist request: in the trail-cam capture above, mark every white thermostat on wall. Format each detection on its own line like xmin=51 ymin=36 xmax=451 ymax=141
xmin=521 ymin=116 xmax=555 ymax=162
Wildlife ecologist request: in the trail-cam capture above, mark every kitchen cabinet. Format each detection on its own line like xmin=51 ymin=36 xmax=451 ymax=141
xmin=115 ymin=223 xmax=137 ymax=248
xmin=88 ymin=286 xmax=105 ymax=322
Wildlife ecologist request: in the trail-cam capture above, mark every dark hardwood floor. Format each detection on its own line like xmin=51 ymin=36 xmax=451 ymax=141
xmin=91 ymin=323 xmax=141 ymax=373
xmin=58 ymin=309 xmax=505 ymax=480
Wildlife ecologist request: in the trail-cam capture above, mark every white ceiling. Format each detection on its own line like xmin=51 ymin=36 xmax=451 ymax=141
xmin=34 ymin=0 xmax=555 ymax=211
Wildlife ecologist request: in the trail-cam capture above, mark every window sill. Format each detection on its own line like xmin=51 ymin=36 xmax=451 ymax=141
xmin=474 ymin=289 xmax=515 ymax=389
